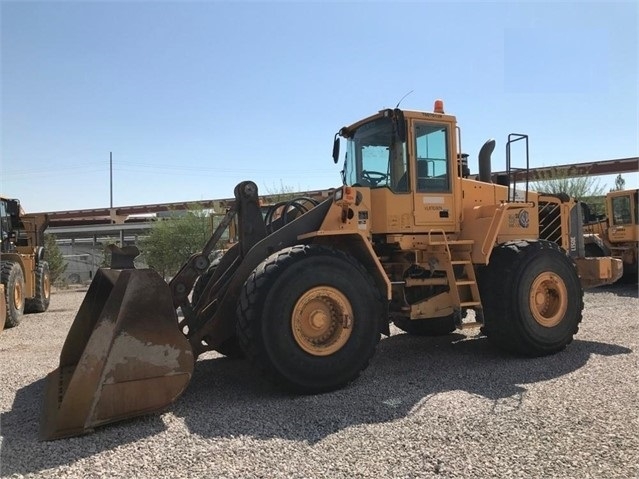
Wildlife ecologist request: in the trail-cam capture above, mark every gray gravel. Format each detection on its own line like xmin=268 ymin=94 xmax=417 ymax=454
xmin=1 ymin=284 xmax=637 ymax=478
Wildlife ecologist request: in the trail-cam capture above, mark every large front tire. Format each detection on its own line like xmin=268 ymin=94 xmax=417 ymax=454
xmin=237 ymin=244 xmax=383 ymax=393
xmin=1 ymin=261 xmax=25 ymax=328
xmin=25 ymin=261 xmax=51 ymax=313
xmin=477 ymin=240 xmax=583 ymax=356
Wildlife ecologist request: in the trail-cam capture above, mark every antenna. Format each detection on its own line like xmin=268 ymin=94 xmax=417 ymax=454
xmin=395 ymin=90 xmax=414 ymax=108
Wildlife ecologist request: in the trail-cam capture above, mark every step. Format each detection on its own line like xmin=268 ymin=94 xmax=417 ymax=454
xmin=451 ymin=260 xmax=471 ymax=265
xmin=460 ymin=301 xmax=482 ymax=307
xmin=405 ymin=278 xmax=449 ymax=286
xmin=455 ymin=280 xmax=476 ymax=286
xmin=427 ymin=239 xmax=475 ymax=246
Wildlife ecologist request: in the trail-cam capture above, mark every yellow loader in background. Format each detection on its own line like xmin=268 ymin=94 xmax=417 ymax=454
xmin=40 ymin=101 xmax=622 ymax=440
xmin=583 ymin=188 xmax=638 ymax=282
xmin=1 ymin=196 xmax=51 ymax=332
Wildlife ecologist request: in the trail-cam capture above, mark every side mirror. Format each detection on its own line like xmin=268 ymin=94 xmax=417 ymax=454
xmin=332 ymin=134 xmax=340 ymax=164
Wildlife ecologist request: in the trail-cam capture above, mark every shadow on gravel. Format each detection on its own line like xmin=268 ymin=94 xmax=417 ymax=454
xmin=1 ymin=334 xmax=631 ymax=476
xmin=175 ymin=334 xmax=631 ymax=443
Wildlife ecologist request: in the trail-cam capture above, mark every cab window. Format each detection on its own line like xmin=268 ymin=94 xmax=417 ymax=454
xmin=344 ymin=116 xmax=408 ymax=192
xmin=414 ymin=123 xmax=450 ymax=192
xmin=611 ymin=195 xmax=632 ymax=225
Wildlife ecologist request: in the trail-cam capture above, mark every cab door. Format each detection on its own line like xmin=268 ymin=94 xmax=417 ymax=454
xmin=411 ymin=120 xmax=458 ymax=230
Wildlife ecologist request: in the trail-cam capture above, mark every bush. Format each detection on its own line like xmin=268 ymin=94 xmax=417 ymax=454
xmin=140 ymin=206 xmax=216 ymax=279
xmin=43 ymin=233 xmax=67 ymax=283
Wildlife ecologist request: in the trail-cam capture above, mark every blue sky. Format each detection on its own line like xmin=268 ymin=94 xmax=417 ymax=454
xmin=1 ymin=1 xmax=637 ymax=213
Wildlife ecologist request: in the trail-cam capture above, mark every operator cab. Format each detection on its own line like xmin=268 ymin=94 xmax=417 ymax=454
xmin=0 ymin=198 xmax=20 ymax=252
xmin=339 ymin=112 xmax=408 ymax=192
xmin=609 ymin=190 xmax=638 ymax=226
xmin=335 ymin=101 xmax=453 ymax=194
xmin=333 ymin=101 xmax=461 ymax=233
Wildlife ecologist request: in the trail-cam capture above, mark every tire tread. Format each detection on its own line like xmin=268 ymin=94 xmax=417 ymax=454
xmin=477 ymin=240 xmax=583 ymax=356
xmin=237 ymin=244 xmax=383 ymax=393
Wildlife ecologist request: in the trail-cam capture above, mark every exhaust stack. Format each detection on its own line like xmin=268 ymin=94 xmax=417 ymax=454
xmin=478 ymin=139 xmax=496 ymax=183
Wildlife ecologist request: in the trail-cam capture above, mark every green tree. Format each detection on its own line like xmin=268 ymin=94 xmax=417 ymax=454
xmin=43 ymin=233 xmax=67 ymax=283
xmin=531 ymin=167 xmax=606 ymax=200
xmin=139 ymin=206 xmax=215 ymax=279
xmin=263 ymin=180 xmax=300 ymax=203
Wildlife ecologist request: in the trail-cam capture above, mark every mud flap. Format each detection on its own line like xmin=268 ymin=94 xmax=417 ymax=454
xmin=40 ymin=268 xmax=194 ymax=440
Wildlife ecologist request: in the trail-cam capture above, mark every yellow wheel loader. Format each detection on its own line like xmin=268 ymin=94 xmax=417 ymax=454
xmin=40 ymin=102 xmax=623 ymax=440
xmin=583 ymin=189 xmax=638 ymax=282
xmin=1 ymin=196 xmax=51 ymax=331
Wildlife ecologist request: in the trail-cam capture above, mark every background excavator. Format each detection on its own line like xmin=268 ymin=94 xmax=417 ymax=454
xmin=40 ymin=101 xmax=622 ymax=440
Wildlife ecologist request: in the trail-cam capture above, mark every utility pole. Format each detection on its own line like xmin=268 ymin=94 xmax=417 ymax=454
xmin=110 ymin=151 xmax=113 ymax=208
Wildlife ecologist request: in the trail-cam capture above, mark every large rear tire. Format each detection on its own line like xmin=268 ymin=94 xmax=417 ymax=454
xmin=584 ymin=243 xmax=605 ymax=258
xmin=237 ymin=244 xmax=383 ymax=393
xmin=477 ymin=240 xmax=583 ymax=356
xmin=1 ymin=261 xmax=25 ymax=328
xmin=25 ymin=261 xmax=51 ymax=313
xmin=192 ymin=259 xmax=245 ymax=359
xmin=619 ymin=259 xmax=638 ymax=284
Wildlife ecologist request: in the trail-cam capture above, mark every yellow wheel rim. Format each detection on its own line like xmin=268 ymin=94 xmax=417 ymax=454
xmin=43 ymin=272 xmax=51 ymax=300
xmin=291 ymin=286 xmax=353 ymax=356
xmin=14 ymin=281 xmax=24 ymax=310
xmin=529 ymin=272 xmax=568 ymax=328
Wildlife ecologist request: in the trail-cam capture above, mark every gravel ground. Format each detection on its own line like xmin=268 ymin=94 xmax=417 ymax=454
xmin=0 ymin=283 xmax=637 ymax=478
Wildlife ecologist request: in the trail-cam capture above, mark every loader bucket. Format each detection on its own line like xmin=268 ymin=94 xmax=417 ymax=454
xmin=40 ymin=267 xmax=194 ymax=440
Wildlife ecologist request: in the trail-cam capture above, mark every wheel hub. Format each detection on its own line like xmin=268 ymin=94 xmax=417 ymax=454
xmin=14 ymin=281 xmax=23 ymax=310
xmin=292 ymin=287 xmax=353 ymax=356
xmin=44 ymin=273 xmax=51 ymax=300
xmin=309 ymin=309 xmax=329 ymax=330
xmin=529 ymin=272 xmax=568 ymax=328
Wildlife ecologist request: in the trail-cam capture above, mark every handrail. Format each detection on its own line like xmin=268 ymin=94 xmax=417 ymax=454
xmin=427 ymin=229 xmax=452 ymax=261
